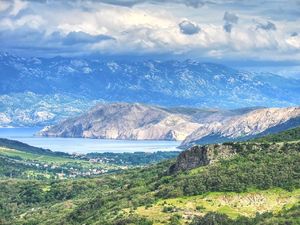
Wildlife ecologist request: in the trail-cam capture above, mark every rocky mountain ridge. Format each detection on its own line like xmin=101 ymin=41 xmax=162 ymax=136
xmin=39 ymin=103 xmax=300 ymax=144
xmin=1 ymin=52 xmax=300 ymax=109
xmin=38 ymin=103 xmax=203 ymax=141
xmin=181 ymin=107 xmax=300 ymax=147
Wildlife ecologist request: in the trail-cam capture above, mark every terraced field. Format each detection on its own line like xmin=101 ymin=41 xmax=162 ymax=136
xmin=131 ymin=189 xmax=300 ymax=224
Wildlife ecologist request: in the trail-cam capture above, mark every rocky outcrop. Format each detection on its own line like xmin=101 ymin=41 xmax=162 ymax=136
xmin=169 ymin=144 xmax=236 ymax=173
xmin=181 ymin=107 xmax=300 ymax=148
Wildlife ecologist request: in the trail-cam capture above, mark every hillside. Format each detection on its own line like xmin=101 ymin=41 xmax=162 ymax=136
xmin=0 ymin=138 xmax=68 ymax=157
xmin=40 ymin=104 xmax=300 ymax=143
xmin=0 ymin=140 xmax=121 ymax=179
xmin=181 ymin=107 xmax=300 ymax=147
xmin=38 ymin=103 xmax=207 ymax=141
xmin=1 ymin=131 xmax=299 ymax=224
xmin=252 ymin=126 xmax=300 ymax=143
xmin=0 ymin=139 xmax=181 ymax=179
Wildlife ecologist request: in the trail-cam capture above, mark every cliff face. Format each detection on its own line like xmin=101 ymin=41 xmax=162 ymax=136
xmin=181 ymin=107 xmax=300 ymax=148
xmin=169 ymin=144 xmax=236 ymax=173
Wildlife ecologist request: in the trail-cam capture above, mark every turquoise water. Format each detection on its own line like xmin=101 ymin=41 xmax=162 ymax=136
xmin=0 ymin=128 xmax=181 ymax=153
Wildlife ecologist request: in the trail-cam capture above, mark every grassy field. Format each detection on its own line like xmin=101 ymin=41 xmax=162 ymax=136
xmin=0 ymin=147 xmax=119 ymax=170
xmin=130 ymin=188 xmax=300 ymax=225
xmin=0 ymin=147 xmax=72 ymax=163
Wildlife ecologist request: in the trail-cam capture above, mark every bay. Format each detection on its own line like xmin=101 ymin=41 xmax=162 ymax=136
xmin=0 ymin=128 xmax=181 ymax=154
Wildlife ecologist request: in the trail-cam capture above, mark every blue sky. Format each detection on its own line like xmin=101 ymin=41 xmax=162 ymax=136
xmin=0 ymin=0 xmax=300 ymax=77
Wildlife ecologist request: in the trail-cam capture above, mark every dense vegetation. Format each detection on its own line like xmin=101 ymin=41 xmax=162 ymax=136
xmin=191 ymin=204 xmax=300 ymax=225
xmin=0 ymin=138 xmax=299 ymax=224
xmin=83 ymin=151 xmax=180 ymax=166
xmin=157 ymin=142 xmax=300 ymax=197
xmin=0 ymin=156 xmax=36 ymax=178
xmin=1 ymin=128 xmax=300 ymax=224
xmin=0 ymin=159 xmax=173 ymax=224
xmin=252 ymin=126 xmax=300 ymax=143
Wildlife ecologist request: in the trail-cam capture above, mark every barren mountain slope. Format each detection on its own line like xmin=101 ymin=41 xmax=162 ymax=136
xmin=181 ymin=107 xmax=300 ymax=147
xmin=38 ymin=103 xmax=202 ymax=141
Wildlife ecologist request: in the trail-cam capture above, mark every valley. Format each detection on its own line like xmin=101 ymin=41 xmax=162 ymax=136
xmin=1 ymin=89 xmax=299 ymax=225
xmin=1 ymin=1 xmax=300 ymax=224
xmin=0 ymin=127 xmax=299 ymax=224
xmin=0 ymin=138 xmax=180 ymax=180
xmin=0 ymin=142 xmax=119 ymax=179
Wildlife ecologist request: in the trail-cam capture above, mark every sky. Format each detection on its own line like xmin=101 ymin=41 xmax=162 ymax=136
xmin=0 ymin=0 xmax=299 ymax=77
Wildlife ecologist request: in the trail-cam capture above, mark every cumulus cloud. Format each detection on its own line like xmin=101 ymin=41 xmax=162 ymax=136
xmin=287 ymin=34 xmax=300 ymax=48
xmin=0 ymin=0 xmax=299 ymax=63
xmin=0 ymin=28 xmax=114 ymax=57
xmin=223 ymin=11 xmax=239 ymax=24
xmin=291 ymin=32 xmax=298 ymax=37
xmin=179 ymin=20 xmax=200 ymax=35
xmin=0 ymin=1 xmax=11 ymax=12
xmin=63 ymin=31 xmax=114 ymax=45
xmin=223 ymin=11 xmax=238 ymax=33
xmin=223 ymin=23 xmax=233 ymax=33
xmin=0 ymin=0 xmax=29 ymax=17
xmin=21 ymin=0 xmax=208 ymax=8
xmin=183 ymin=0 xmax=205 ymax=8
xmin=256 ymin=21 xmax=276 ymax=31
xmin=9 ymin=0 xmax=28 ymax=16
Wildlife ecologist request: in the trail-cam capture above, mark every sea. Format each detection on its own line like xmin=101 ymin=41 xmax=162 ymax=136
xmin=0 ymin=127 xmax=181 ymax=154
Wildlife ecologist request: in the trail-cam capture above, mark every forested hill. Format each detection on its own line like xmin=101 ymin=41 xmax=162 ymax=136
xmin=171 ymin=126 xmax=300 ymax=173
xmin=0 ymin=138 xmax=68 ymax=157
xmin=252 ymin=126 xmax=300 ymax=143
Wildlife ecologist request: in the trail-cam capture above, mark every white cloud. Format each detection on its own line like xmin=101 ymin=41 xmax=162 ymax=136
xmin=256 ymin=20 xmax=276 ymax=31
xmin=16 ymin=15 xmax=45 ymax=29
xmin=287 ymin=35 xmax=300 ymax=49
xmin=0 ymin=1 xmax=11 ymax=12
xmin=0 ymin=0 xmax=299 ymax=63
xmin=9 ymin=0 xmax=28 ymax=16
xmin=179 ymin=20 xmax=200 ymax=35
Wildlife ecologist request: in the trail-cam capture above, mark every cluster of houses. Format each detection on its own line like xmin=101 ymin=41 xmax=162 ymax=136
xmin=56 ymin=167 xmax=109 ymax=179
xmin=23 ymin=160 xmax=109 ymax=179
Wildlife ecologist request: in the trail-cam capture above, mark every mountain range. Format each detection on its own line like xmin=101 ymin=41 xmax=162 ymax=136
xmin=39 ymin=103 xmax=300 ymax=146
xmin=1 ymin=52 xmax=300 ymax=127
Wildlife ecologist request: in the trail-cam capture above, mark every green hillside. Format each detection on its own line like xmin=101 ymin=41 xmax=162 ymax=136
xmin=0 ymin=139 xmax=180 ymax=180
xmin=252 ymin=126 xmax=300 ymax=143
xmin=0 ymin=136 xmax=299 ymax=225
xmin=0 ymin=138 xmax=68 ymax=157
